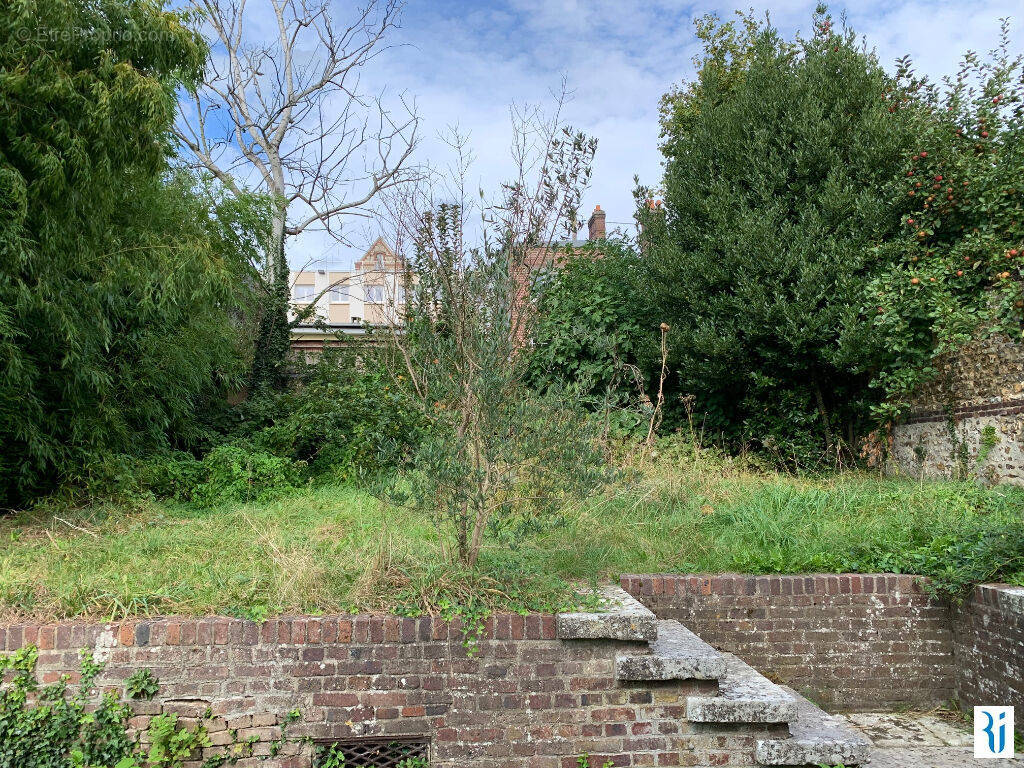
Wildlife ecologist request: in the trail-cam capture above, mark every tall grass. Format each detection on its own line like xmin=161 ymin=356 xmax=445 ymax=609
xmin=2 ymin=450 xmax=1021 ymax=621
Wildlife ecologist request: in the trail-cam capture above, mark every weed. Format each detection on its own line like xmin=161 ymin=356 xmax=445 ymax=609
xmin=125 ymin=668 xmax=160 ymax=700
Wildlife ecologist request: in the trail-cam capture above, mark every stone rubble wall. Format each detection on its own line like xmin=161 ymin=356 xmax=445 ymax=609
xmin=890 ymin=333 xmax=1024 ymax=485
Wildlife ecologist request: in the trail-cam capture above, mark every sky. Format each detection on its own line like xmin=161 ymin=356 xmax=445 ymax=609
xmin=190 ymin=0 xmax=1024 ymax=269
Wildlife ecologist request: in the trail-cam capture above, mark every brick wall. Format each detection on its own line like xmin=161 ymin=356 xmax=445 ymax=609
xmin=953 ymin=584 xmax=1024 ymax=708
xmin=890 ymin=332 xmax=1024 ymax=485
xmin=4 ymin=577 xmax=1021 ymax=766
xmin=621 ymin=574 xmax=955 ymax=711
xmin=0 ymin=613 xmax=778 ymax=768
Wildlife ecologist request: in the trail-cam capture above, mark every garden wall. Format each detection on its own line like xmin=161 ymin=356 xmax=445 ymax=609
xmin=953 ymin=583 xmax=1024 ymax=708
xmin=621 ymin=573 xmax=954 ymax=710
xmin=621 ymin=574 xmax=1024 ymax=711
xmin=3 ymin=575 xmax=1023 ymax=768
xmin=0 ymin=612 xmax=771 ymax=768
xmin=890 ymin=332 xmax=1024 ymax=485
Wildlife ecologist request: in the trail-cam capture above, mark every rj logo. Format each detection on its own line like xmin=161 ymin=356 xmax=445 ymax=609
xmin=975 ymin=706 xmax=1015 ymax=758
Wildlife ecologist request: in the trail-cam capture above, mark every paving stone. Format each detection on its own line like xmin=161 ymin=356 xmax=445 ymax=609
xmin=915 ymin=713 xmax=975 ymax=747
xmin=556 ymin=585 xmax=657 ymax=642
xmin=867 ymin=746 xmax=1023 ymax=767
xmin=843 ymin=711 xmax=1024 ymax=768
xmin=616 ymin=620 xmax=726 ymax=681
xmin=755 ymin=686 xmax=870 ymax=766
xmin=686 ymin=653 xmax=798 ymax=724
xmin=843 ymin=712 xmax=946 ymax=747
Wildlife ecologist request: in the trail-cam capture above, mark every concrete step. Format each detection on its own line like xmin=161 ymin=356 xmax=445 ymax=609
xmin=755 ymin=687 xmax=871 ymax=766
xmin=616 ymin=620 xmax=726 ymax=681
xmin=556 ymin=585 xmax=658 ymax=642
xmin=686 ymin=653 xmax=798 ymax=725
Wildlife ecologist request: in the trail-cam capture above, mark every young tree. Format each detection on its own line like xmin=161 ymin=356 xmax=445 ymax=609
xmin=640 ymin=8 xmax=922 ymax=464
xmin=378 ymin=109 xmax=610 ymax=567
xmin=175 ymin=0 xmax=419 ymax=391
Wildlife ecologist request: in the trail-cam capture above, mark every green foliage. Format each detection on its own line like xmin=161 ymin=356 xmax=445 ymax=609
xmin=1 ymin=647 xmax=308 ymax=768
xmin=867 ymin=23 xmax=1024 ymax=420
xmin=641 ymin=9 xmax=923 ymax=464
xmin=187 ymin=444 xmax=304 ymax=506
xmin=71 ymin=352 xmax=426 ymax=506
xmin=144 ymin=713 xmax=209 ymax=767
xmin=528 ymin=241 xmax=654 ymax=431
xmin=859 ymin=516 xmax=1024 ymax=600
xmin=391 ymin=390 xmax=613 ymax=564
xmin=388 ymin=119 xmax=612 ymax=567
xmin=0 ymin=0 xmax=264 ymax=507
xmin=0 ymin=647 xmax=136 ymax=768
xmin=576 ymin=754 xmax=614 ymax=768
xmin=125 ymin=669 xmax=160 ymax=701
xmin=238 ymin=352 xmax=427 ymax=483
xmin=2 ymin=451 xmax=1022 ymax=620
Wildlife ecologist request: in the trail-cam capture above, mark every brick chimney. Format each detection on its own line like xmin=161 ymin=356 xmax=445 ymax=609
xmin=587 ymin=205 xmax=606 ymax=241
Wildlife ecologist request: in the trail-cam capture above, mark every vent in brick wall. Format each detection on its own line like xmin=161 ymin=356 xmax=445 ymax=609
xmin=314 ymin=736 xmax=429 ymax=767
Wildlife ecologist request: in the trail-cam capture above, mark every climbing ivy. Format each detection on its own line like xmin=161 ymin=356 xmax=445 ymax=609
xmin=0 ymin=646 xmax=136 ymax=768
xmin=0 ymin=647 xmax=309 ymax=768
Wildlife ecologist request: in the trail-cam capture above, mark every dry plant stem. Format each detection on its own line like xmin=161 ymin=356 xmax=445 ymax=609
xmin=646 ymin=325 xmax=669 ymax=445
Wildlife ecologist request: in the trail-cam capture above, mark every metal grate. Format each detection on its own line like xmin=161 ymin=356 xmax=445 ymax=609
xmin=314 ymin=736 xmax=429 ymax=768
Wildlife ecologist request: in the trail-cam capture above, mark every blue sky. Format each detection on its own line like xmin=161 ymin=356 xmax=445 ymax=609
xmin=186 ymin=1 xmax=1024 ymax=267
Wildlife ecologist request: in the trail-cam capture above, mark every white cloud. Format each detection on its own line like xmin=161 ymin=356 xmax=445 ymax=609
xmin=185 ymin=1 xmax=1022 ymax=266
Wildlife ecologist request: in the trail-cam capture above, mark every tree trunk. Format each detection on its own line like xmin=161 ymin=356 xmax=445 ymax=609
xmin=812 ymin=377 xmax=834 ymax=453
xmin=248 ymin=207 xmax=291 ymax=392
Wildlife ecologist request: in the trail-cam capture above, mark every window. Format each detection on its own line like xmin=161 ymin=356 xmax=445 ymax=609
xmin=365 ymin=284 xmax=384 ymax=303
xmin=292 ymin=284 xmax=315 ymax=301
xmin=329 ymin=284 xmax=350 ymax=302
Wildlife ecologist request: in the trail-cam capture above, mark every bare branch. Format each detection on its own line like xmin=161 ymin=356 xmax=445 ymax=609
xmin=175 ymin=0 xmax=421 ymax=277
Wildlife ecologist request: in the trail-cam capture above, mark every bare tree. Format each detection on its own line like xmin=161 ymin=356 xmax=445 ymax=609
xmin=175 ymin=0 xmax=419 ymax=388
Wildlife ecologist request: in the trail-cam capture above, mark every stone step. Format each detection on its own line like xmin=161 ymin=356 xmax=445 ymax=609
xmin=686 ymin=653 xmax=798 ymax=724
xmin=616 ymin=620 xmax=726 ymax=681
xmin=755 ymin=687 xmax=871 ymax=766
xmin=556 ymin=585 xmax=658 ymax=642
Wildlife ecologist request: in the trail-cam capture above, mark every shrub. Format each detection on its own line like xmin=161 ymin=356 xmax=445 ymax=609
xmin=381 ymin=111 xmax=613 ymax=566
xmin=187 ymin=444 xmax=303 ymax=506
xmin=243 ymin=356 xmax=427 ymax=483
xmin=639 ymin=8 xmax=924 ymax=465
xmin=863 ymin=516 xmax=1024 ymax=599
xmin=528 ymin=241 xmax=655 ymax=432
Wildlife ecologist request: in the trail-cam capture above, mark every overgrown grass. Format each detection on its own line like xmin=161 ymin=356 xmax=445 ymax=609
xmin=2 ymin=448 xmax=1022 ymax=621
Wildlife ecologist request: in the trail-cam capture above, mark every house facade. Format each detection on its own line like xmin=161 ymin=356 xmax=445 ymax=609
xmin=289 ymin=237 xmax=407 ymax=353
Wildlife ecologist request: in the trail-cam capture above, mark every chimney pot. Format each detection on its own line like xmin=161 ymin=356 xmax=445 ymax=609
xmin=587 ymin=205 xmax=606 ymax=240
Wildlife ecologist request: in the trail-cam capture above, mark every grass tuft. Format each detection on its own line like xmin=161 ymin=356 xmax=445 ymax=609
xmin=2 ymin=450 xmax=1021 ymax=621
